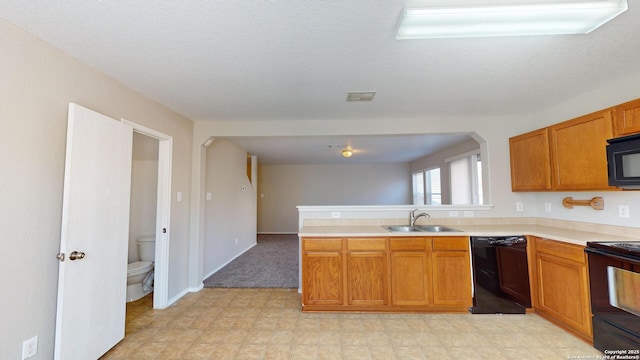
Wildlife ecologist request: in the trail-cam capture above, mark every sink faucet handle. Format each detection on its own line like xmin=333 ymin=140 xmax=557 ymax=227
xmin=410 ymin=209 xmax=419 ymax=226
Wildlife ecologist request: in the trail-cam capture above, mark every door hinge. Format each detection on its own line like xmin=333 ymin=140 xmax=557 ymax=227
xmin=56 ymin=253 xmax=65 ymax=262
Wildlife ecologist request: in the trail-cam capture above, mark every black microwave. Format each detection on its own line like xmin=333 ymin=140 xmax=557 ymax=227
xmin=607 ymin=133 xmax=640 ymax=189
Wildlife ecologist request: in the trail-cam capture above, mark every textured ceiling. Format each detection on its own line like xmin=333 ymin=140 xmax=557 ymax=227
xmin=220 ymin=134 xmax=473 ymax=164
xmin=1 ymin=1 xmax=638 ymax=163
xmin=1 ymin=1 xmax=639 ymax=123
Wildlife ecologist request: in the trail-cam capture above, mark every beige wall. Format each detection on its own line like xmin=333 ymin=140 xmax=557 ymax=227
xmin=192 ymin=114 xmax=537 ymax=228
xmin=258 ymin=163 xmax=411 ymax=233
xmin=0 ymin=18 xmax=193 ymax=359
xmin=528 ymin=72 xmax=640 ymax=227
xmin=129 ymin=159 xmax=158 ymax=262
xmin=203 ymin=140 xmax=257 ymax=277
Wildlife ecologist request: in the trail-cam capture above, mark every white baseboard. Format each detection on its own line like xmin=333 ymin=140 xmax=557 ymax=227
xmin=202 ymin=243 xmax=257 ymax=280
xmin=167 ymin=288 xmax=190 ymax=307
xmin=257 ymin=232 xmax=298 ymax=235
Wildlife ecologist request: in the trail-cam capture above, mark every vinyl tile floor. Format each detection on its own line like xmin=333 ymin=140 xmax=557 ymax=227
xmin=101 ymin=288 xmax=603 ymax=359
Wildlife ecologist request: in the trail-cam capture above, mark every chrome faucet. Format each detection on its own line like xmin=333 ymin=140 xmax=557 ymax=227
xmin=410 ymin=209 xmax=430 ymax=226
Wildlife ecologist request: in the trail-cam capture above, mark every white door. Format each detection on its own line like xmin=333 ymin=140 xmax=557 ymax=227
xmin=54 ymin=103 xmax=133 ymax=360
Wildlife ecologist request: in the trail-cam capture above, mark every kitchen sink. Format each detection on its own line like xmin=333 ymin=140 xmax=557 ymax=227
xmin=383 ymin=225 xmax=462 ymax=233
xmin=384 ymin=225 xmax=423 ymax=232
xmin=413 ymin=225 xmax=462 ymax=232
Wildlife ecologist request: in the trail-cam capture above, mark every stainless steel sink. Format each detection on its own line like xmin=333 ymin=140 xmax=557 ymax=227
xmin=384 ymin=225 xmax=423 ymax=232
xmin=383 ymin=225 xmax=462 ymax=233
xmin=413 ymin=225 xmax=462 ymax=232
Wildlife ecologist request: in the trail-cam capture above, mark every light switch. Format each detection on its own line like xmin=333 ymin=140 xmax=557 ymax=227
xmin=206 ymin=192 xmax=212 ymax=201
xmin=177 ymin=192 xmax=182 ymax=202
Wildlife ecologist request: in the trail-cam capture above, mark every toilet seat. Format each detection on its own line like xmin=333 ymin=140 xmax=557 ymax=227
xmin=127 ymin=261 xmax=153 ymax=277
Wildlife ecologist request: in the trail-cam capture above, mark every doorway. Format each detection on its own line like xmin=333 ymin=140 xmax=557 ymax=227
xmin=123 ymin=119 xmax=173 ymax=309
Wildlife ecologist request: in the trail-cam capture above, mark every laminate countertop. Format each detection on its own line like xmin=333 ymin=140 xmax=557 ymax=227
xmin=299 ymin=224 xmax=640 ymax=246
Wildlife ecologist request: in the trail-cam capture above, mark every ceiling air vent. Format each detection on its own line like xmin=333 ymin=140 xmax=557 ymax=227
xmin=347 ymin=91 xmax=376 ymax=102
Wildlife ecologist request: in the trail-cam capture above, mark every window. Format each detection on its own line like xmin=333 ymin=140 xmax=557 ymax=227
xmin=448 ymin=152 xmax=482 ymax=205
xmin=412 ymin=172 xmax=424 ymax=205
xmin=411 ymin=150 xmax=482 ymax=205
xmin=412 ymin=167 xmax=441 ymax=205
xmin=425 ymin=167 xmax=441 ymax=205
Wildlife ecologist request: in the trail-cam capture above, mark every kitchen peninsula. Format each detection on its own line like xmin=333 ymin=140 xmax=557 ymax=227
xmin=298 ymin=206 xmax=640 ymax=342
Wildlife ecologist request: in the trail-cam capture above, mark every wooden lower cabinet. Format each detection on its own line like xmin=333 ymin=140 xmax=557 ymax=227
xmin=346 ymin=238 xmax=388 ymax=306
xmin=302 ymin=236 xmax=471 ymax=312
xmin=302 ymin=238 xmax=344 ymax=306
xmin=532 ymin=237 xmax=592 ymax=341
xmin=432 ymin=237 xmax=472 ymax=307
xmin=432 ymin=251 xmax=472 ymax=307
xmin=390 ymin=238 xmax=431 ymax=306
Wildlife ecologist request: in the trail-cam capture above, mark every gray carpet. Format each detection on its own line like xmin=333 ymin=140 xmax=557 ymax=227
xmin=203 ymin=234 xmax=299 ymax=288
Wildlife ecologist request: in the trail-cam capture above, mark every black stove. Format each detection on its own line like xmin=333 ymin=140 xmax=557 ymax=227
xmin=585 ymin=241 xmax=640 ymax=352
xmin=586 ymin=241 xmax=640 ymax=259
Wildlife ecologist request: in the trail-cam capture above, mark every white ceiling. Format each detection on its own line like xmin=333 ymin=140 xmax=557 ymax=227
xmin=220 ymin=133 xmax=473 ymax=164
xmin=2 ymin=1 xmax=638 ymax=163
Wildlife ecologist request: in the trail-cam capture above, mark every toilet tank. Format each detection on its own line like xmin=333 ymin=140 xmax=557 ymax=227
xmin=137 ymin=235 xmax=156 ymax=261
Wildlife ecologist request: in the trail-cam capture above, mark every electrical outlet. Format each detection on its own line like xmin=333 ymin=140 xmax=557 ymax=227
xmin=234 ymin=238 xmax=238 ymax=245
xmin=619 ymin=205 xmax=630 ymax=218
xmin=449 ymin=211 xmax=459 ymax=217
xmin=22 ymin=335 xmax=37 ymax=359
xmin=544 ymin=202 xmax=552 ymax=212
xmin=516 ymin=202 xmax=524 ymax=212
xmin=464 ymin=211 xmax=474 ymax=217
xmin=331 ymin=212 xmax=341 ymax=218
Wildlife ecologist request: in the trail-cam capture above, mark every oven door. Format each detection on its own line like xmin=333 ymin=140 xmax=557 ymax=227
xmin=586 ymin=248 xmax=640 ymax=351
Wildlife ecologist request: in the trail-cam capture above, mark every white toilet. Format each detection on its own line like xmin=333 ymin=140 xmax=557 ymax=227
xmin=126 ymin=235 xmax=155 ymax=302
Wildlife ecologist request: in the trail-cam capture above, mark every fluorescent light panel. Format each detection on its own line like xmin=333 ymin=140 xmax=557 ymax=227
xmin=396 ymin=0 xmax=628 ymax=39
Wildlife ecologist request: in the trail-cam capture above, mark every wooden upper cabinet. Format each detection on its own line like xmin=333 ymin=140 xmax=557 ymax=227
xmin=614 ymin=98 xmax=640 ymax=136
xmin=549 ymin=109 xmax=615 ymax=190
xmin=509 ymin=128 xmax=552 ymax=191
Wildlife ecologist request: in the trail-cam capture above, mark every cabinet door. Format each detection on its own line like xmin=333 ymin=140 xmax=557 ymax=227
xmin=614 ymin=98 xmax=640 ymax=136
xmin=432 ymin=251 xmax=472 ymax=307
xmin=549 ymin=109 xmax=615 ymax=190
xmin=390 ymin=251 xmax=430 ymax=305
xmin=536 ymin=252 xmax=592 ymax=338
xmin=509 ymin=128 xmax=552 ymax=191
xmin=302 ymin=251 xmax=343 ymax=306
xmin=347 ymin=251 xmax=388 ymax=305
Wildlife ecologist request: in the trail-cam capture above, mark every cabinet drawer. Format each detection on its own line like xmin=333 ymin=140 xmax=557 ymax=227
xmin=303 ymin=238 xmax=343 ymax=251
xmin=389 ymin=237 xmax=428 ymax=251
xmin=535 ymin=238 xmax=585 ymax=263
xmin=347 ymin=238 xmax=386 ymax=251
xmin=433 ymin=237 xmax=469 ymax=251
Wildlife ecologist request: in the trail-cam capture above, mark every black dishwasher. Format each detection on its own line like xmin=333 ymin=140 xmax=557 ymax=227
xmin=470 ymin=236 xmax=531 ymax=314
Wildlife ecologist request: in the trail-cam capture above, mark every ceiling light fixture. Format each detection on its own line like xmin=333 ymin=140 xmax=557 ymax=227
xmin=347 ymin=91 xmax=376 ymax=102
xmin=395 ymin=0 xmax=628 ymax=39
xmin=342 ymin=149 xmax=354 ymax=158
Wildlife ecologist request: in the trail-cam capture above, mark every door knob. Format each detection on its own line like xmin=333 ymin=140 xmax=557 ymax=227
xmin=69 ymin=251 xmax=86 ymax=260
